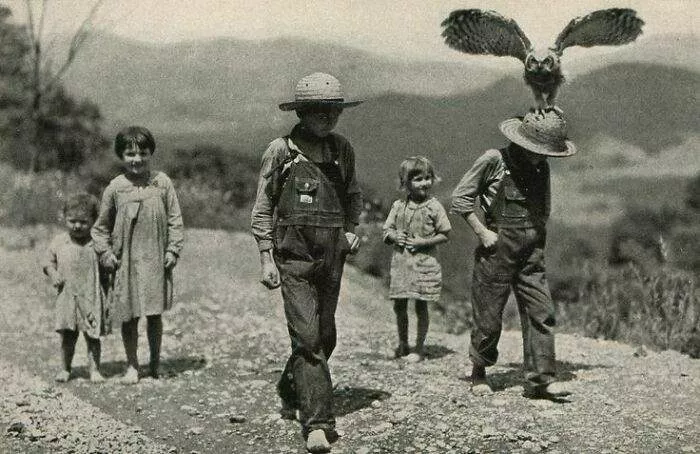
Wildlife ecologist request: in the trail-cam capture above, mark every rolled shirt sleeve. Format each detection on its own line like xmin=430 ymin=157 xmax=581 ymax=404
xmin=450 ymin=149 xmax=504 ymax=217
xmin=338 ymin=138 xmax=363 ymax=228
xmin=250 ymin=139 xmax=288 ymax=252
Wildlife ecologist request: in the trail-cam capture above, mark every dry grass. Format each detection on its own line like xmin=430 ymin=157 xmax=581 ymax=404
xmin=560 ymin=264 xmax=700 ymax=358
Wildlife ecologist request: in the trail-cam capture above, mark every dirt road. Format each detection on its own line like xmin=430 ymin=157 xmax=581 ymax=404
xmin=1 ymin=229 xmax=698 ymax=453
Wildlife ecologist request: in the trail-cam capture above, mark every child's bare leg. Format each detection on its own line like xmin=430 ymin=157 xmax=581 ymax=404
xmin=146 ymin=315 xmax=162 ymax=378
xmin=84 ymin=334 xmax=104 ymax=383
xmin=56 ymin=330 xmax=79 ymax=382
xmin=393 ymin=299 xmax=409 ymax=357
xmin=121 ymin=318 xmax=139 ymax=384
xmin=415 ymin=299 xmax=429 ymax=356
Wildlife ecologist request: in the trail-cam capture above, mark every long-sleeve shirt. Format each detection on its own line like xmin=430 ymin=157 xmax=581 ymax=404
xmin=251 ymin=127 xmax=363 ymax=252
xmin=91 ymin=171 xmax=184 ymax=321
xmin=450 ymin=148 xmax=550 ymax=219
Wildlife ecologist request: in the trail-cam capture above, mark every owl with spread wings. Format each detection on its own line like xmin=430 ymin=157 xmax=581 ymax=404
xmin=441 ymin=8 xmax=644 ymax=111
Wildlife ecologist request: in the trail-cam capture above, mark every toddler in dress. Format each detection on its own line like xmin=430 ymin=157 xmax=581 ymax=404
xmin=43 ymin=193 xmax=107 ymax=382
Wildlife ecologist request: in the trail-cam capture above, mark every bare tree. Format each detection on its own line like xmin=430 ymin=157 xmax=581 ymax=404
xmin=22 ymin=0 xmax=105 ymax=172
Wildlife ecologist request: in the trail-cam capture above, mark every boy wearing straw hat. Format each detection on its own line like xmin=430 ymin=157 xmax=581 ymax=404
xmin=451 ymin=109 xmax=575 ymax=399
xmin=251 ymin=72 xmax=363 ymax=452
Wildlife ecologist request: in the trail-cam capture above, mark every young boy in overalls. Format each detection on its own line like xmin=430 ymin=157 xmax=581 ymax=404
xmin=251 ymin=72 xmax=363 ymax=452
xmin=451 ymin=110 xmax=576 ymax=399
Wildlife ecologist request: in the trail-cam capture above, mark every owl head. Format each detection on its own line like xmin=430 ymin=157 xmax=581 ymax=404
xmin=524 ymin=49 xmax=561 ymax=76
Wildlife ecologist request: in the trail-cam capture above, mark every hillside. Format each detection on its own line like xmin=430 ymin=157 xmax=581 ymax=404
xmin=62 ymin=33 xmax=501 ymax=149
xmin=1 ymin=228 xmax=699 ymax=453
xmin=61 ymin=33 xmax=699 ymax=160
xmin=341 ymin=62 xmax=699 ymax=201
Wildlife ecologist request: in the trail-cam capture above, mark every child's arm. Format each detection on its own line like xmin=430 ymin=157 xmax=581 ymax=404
xmin=259 ymin=249 xmax=280 ymax=289
xmin=164 ymin=174 xmax=184 ymax=269
xmin=42 ymin=241 xmax=64 ymax=290
xmin=464 ymin=212 xmax=498 ymax=248
xmin=382 ymin=201 xmax=407 ymax=246
xmin=451 ymin=150 xmax=501 ymax=248
xmin=405 ymin=232 xmax=449 ymax=251
xmin=91 ymin=184 xmax=119 ymax=270
xmin=252 ymin=140 xmax=288 ymax=289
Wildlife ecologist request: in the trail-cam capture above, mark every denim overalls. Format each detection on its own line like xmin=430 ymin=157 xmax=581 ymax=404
xmin=470 ymin=148 xmax=556 ymax=387
xmin=273 ymin=137 xmax=351 ymax=436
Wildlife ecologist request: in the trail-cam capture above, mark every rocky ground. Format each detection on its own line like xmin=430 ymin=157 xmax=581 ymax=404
xmin=1 ymin=228 xmax=698 ymax=453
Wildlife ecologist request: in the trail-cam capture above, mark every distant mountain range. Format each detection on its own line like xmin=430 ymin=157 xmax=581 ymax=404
xmin=346 ymin=62 xmax=698 ymax=197
xmin=62 ymin=33 xmax=699 ymax=199
xmin=62 ymin=33 xmax=502 ymax=144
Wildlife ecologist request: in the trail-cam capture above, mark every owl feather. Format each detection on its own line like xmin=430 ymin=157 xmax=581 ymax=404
xmin=441 ymin=8 xmax=644 ymax=110
xmin=553 ymin=8 xmax=645 ymax=55
xmin=441 ymin=9 xmax=531 ymax=62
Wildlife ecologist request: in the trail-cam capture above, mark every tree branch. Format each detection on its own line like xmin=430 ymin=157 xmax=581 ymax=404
xmin=47 ymin=0 xmax=105 ymax=90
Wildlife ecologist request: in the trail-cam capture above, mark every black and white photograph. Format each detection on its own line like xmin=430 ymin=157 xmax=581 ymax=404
xmin=0 ymin=1 xmax=698 ymax=452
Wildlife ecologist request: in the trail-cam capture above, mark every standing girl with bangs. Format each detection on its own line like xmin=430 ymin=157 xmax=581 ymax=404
xmin=92 ymin=126 xmax=184 ymax=384
xmin=383 ymin=156 xmax=451 ymax=361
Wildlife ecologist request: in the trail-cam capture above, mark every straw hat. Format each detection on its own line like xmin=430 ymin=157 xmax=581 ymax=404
xmin=278 ymin=72 xmax=364 ymax=111
xmin=499 ymin=110 xmax=576 ymax=157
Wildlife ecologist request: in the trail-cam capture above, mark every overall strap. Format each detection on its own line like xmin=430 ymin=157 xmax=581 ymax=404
xmin=263 ymin=136 xmax=306 ymax=179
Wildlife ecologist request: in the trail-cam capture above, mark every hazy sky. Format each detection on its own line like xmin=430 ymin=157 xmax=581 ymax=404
xmin=6 ymin=0 xmax=698 ymax=62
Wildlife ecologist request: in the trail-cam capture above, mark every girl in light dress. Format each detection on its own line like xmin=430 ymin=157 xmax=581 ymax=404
xmin=383 ymin=156 xmax=451 ymax=360
xmin=92 ymin=126 xmax=184 ymax=384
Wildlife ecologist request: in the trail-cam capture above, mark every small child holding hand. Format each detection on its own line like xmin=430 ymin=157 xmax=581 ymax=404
xmin=43 ymin=193 xmax=107 ymax=383
xmin=383 ymin=156 xmax=451 ymax=360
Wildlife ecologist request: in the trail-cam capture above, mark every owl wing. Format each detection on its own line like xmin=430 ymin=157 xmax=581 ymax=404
xmin=441 ymin=9 xmax=531 ymax=62
xmin=553 ymin=8 xmax=644 ymax=55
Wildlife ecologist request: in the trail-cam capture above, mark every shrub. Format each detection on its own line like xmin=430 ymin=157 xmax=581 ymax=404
xmin=175 ymin=179 xmax=252 ymax=231
xmin=163 ymin=145 xmax=259 ymax=209
xmin=686 ymin=172 xmax=700 ymax=211
xmin=0 ymin=165 xmax=65 ymax=226
xmin=609 ymin=206 xmax=680 ymax=269
xmin=560 ymin=264 xmax=699 ymax=358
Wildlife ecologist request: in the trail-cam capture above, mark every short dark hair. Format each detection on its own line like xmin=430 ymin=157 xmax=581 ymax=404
xmin=114 ymin=126 xmax=156 ymax=158
xmin=63 ymin=192 xmax=100 ymax=221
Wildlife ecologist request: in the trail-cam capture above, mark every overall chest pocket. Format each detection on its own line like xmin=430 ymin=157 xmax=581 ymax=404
xmin=501 ymin=177 xmax=529 ymax=218
xmin=294 ymin=177 xmax=319 ymax=208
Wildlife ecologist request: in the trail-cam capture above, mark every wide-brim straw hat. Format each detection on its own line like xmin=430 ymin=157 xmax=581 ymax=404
xmin=279 ymin=72 xmax=364 ymax=111
xmin=499 ymin=110 xmax=577 ymax=157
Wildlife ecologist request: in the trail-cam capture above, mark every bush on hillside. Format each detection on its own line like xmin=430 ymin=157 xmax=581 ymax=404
xmin=686 ymin=172 xmax=700 ymax=211
xmin=0 ymin=7 xmax=109 ymax=172
xmin=164 ymin=145 xmax=259 ymax=209
xmin=0 ymin=166 xmax=64 ymax=226
xmin=560 ymin=265 xmax=700 ymax=358
xmin=608 ymin=206 xmax=680 ymax=270
xmin=548 ymin=232 xmax=598 ymax=302
xmin=669 ymin=222 xmax=700 ymax=275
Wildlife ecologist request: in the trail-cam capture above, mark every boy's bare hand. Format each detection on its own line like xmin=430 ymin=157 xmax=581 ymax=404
xmin=100 ymin=251 xmax=120 ymax=271
xmin=479 ymin=230 xmax=499 ymax=249
xmin=260 ymin=262 xmax=281 ymax=289
xmin=345 ymin=232 xmax=361 ymax=254
xmin=51 ymin=274 xmax=65 ymax=291
xmin=164 ymin=251 xmax=178 ymax=269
